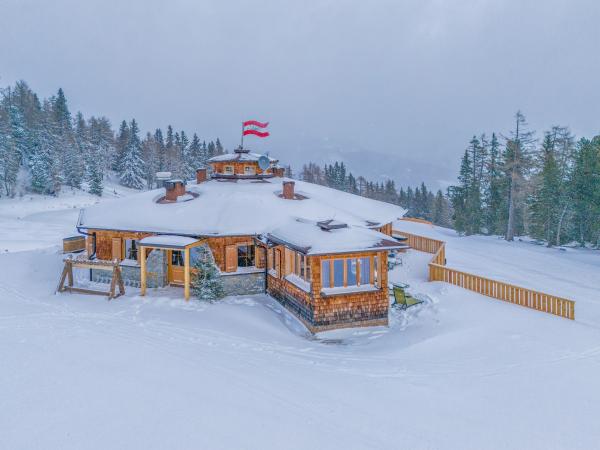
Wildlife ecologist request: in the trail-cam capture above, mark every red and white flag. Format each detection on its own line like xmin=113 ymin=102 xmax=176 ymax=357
xmin=242 ymin=120 xmax=270 ymax=138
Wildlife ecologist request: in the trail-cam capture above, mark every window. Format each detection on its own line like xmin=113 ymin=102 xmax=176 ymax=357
xmin=124 ymin=239 xmax=138 ymax=261
xmin=172 ymin=250 xmax=184 ymax=267
xmin=333 ymin=259 xmax=344 ymax=287
xmin=374 ymin=256 xmax=380 ymax=287
xmin=320 ymin=255 xmax=379 ymax=289
xmin=360 ymin=257 xmax=371 ymax=284
xmin=293 ymin=252 xmax=311 ymax=282
xmin=224 ymin=165 xmax=234 ymax=175
xmin=237 ymin=244 xmax=255 ymax=267
xmin=244 ymin=165 xmax=255 ymax=175
xmin=321 ymin=260 xmax=331 ymax=288
xmin=346 ymin=258 xmax=357 ymax=286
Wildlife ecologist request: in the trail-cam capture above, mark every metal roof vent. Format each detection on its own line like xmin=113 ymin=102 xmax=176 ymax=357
xmin=317 ymin=219 xmax=348 ymax=231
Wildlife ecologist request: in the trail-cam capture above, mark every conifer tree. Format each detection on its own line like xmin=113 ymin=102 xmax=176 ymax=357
xmin=119 ymin=119 xmax=145 ymax=189
xmin=191 ymin=250 xmax=225 ymax=302
xmin=503 ymin=111 xmax=536 ymax=241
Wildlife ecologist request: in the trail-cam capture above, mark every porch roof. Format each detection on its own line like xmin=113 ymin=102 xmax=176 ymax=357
xmin=138 ymin=235 xmax=201 ymax=249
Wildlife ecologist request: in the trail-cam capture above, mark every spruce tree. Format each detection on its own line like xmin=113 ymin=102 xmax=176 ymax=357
xmin=191 ymin=251 xmax=225 ymax=301
xmin=119 ymin=119 xmax=145 ymax=189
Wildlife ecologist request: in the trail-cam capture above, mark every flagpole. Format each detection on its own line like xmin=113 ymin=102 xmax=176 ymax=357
xmin=240 ymin=121 xmax=244 ymax=150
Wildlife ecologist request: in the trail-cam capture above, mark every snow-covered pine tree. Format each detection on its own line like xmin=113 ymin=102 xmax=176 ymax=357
xmin=154 ymin=128 xmax=166 ymax=171
xmin=187 ymin=133 xmax=203 ymax=176
xmin=113 ymin=120 xmax=129 ymax=174
xmin=191 ymin=249 xmax=225 ymax=302
xmin=63 ymin=111 xmax=87 ymax=189
xmin=119 ymin=119 xmax=145 ymax=189
xmin=141 ymin=132 xmax=158 ymax=189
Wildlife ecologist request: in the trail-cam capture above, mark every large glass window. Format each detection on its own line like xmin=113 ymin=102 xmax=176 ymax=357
xmin=124 ymin=239 xmax=138 ymax=261
xmin=346 ymin=258 xmax=357 ymax=285
xmin=237 ymin=244 xmax=255 ymax=267
xmin=320 ymin=256 xmax=378 ymax=289
xmin=321 ymin=260 xmax=331 ymax=288
xmin=360 ymin=257 xmax=370 ymax=285
xmin=333 ymin=259 xmax=344 ymax=287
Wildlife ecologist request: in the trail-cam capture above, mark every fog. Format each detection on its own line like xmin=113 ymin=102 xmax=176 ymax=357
xmin=2 ymin=0 xmax=599 ymax=187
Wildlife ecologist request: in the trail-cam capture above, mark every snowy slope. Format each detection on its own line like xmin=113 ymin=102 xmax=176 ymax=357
xmin=1 ymin=192 xmax=599 ymax=449
xmin=393 ymin=220 xmax=600 ymax=327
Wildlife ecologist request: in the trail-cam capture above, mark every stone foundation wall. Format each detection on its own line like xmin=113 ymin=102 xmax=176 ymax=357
xmin=221 ymin=271 xmax=265 ymax=296
xmin=91 ymin=249 xmax=167 ymax=289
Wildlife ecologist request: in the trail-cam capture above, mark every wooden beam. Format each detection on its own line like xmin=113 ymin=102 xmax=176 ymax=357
xmin=140 ymin=245 xmax=147 ymax=296
xmin=184 ymin=247 xmax=190 ymax=301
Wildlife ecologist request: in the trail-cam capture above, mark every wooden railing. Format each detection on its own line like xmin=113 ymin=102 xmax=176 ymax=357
xmin=393 ymin=230 xmax=576 ymax=320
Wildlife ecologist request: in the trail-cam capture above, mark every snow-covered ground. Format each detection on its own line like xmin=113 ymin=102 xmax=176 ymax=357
xmin=1 ymin=190 xmax=599 ymax=449
xmin=393 ymin=220 xmax=600 ymax=327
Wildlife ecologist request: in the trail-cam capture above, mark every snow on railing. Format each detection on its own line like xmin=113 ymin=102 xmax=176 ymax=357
xmin=393 ymin=229 xmax=575 ymax=321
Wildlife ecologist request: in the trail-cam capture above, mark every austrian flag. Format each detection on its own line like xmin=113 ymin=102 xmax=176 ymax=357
xmin=242 ymin=120 xmax=270 ymax=138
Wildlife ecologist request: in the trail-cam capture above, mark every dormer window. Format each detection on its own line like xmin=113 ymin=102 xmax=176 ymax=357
xmin=244 ymin=165 xmax=255 ymax=175
xmin=224 ymin=165 xmax=234 ymax=175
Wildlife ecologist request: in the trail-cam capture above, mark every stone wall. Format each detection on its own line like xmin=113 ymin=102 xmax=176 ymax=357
xmin=221 ymin=271 xmax=265 ymax=296
xmin=92 ymin=248 xmax=167 ymax=289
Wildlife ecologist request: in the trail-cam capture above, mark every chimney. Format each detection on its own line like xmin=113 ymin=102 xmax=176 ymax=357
xmin=165 ymin=180 xmax=186 ymax=202
xmin=273 ymin=167 xmax=285 ymax=177
xmin=282 ymin=181 xmax=295 ymax=200
xmin=196 ymin=168 xmax=207 ymax=184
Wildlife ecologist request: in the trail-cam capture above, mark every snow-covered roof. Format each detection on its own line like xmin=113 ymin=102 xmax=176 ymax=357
xmin=267 ymin=219 xmax=407 ymax=255
xmin=78 ymin=178 xmax=406 ymax=247
xmin=207 ymin=152 xmax=278 ymax=163
xmin=139 ymin=235 xmax=200 ymax=249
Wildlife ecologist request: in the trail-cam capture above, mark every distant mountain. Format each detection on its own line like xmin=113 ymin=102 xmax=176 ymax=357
xmin=273 ymin=140 xmax=457 ymax=191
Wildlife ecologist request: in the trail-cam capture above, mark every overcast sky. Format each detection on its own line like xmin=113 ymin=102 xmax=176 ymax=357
xmin=2 ymin=0 xmax=599 ymax=184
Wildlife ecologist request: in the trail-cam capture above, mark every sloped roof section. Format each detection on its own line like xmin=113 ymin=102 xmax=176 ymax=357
xmin=267 ymin=219 xmax=407 ymax=255
xmin=78 ymin=178 xmax=406 ymax=239
xmin=207 ymin=152 xmax=278 ymax=163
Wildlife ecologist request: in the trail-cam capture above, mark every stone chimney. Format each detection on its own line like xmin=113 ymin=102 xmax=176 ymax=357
xmin=196 ymin=168 xmax=207 ymax=184
xmin=273 ymin=167 xmax=285 ymax=177
xmin=165 ymin=180 xmax=186 ymax=202
xmin=282 ymin=181 xmax=295 ymax=200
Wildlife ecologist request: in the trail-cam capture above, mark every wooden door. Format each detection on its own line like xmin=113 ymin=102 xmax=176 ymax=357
xmin=169 ymin=250 xmax=185 ymax=284
xmin=225 ymin=245 xmax=237 ymax=273
xmin=111 ymin=238 xmax=122 ymax=261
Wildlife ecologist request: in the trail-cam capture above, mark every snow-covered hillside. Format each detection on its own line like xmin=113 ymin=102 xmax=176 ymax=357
xmin=1 ymin=190 xmax=599 ymax=450
xmin=393 ymin=220 xmax=600 ymax=327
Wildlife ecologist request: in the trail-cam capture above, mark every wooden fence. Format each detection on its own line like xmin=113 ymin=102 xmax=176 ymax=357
xmin=393 ymin=230 xmax=576 ymax=320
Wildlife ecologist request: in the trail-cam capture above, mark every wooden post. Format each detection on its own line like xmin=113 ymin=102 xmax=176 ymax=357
xmin=140 ymin=245 xmax=147 ymax=296
xmin=184 ymin=247 xmax=190 ymax=301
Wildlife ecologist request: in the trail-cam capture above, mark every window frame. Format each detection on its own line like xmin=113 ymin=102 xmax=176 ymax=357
xmin=124 ymin=238 xmax=139 ymax=262
xmin=237 ymin=244 xmax=255 ymax=268
xmin=320 ymin=254 xmax=379 ymax=289
xmin=244 ymin=165 xmax=256 ymax=175
xmin=224 ymin=165 xmax=234 ymax=175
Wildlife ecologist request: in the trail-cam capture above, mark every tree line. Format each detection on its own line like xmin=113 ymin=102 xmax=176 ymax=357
xmin=0 ymin=81 xmax=224 ymax=197
xmin=449 ymin=111 xmax=600 ymax=247
xmin=299 ymin=161 xmax=452 ymax=227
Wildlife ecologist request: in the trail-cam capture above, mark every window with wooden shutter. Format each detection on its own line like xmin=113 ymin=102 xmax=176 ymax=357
xmin=225 ymin=245 xmax=237 ymax=272
xmin=111 ymin=237 xmax=122 ymax=261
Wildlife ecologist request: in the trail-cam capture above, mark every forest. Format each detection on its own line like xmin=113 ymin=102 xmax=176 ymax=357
xmin=448 ymin=112 xmax=600 ymax=247
xmin=1 ymin=81 xmax=599 ymax=246
xmin=0 ymin=81 xmax=224 ymax=198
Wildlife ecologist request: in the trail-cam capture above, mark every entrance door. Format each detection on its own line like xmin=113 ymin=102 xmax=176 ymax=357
xmin=168 ymin=250 xmax=185 ymax=285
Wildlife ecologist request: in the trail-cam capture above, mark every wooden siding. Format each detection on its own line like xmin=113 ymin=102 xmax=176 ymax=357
xmin=393 ymin=229 xmax=576 ymax=320
xmin=91 ymin=230 xmax=152 ymax=261
xmin=211 ymin=161 xmax=271 ymax=176
xmin=206 ymin=236 xmax=256 ymax=272
xmin=267 ymin=247 xmax=389 ymax=331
